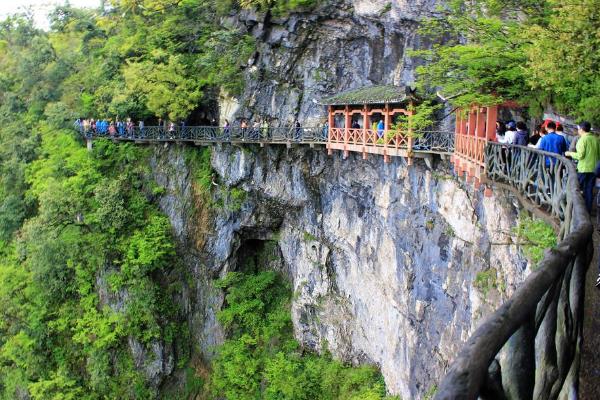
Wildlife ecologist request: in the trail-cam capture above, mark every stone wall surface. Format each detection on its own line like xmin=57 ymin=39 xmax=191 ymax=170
xmin=225 ymin=0 xmax=439 ymax=126
xmin=150 ymin=143 xmax=529 ymax=399
xmin=142 ymin=1 xmax=535 ymax=397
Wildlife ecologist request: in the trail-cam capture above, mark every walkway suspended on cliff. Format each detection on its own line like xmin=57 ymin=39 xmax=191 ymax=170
xmin=81 ymin=87 xmax=595 ymax=399
xmin=82 ymin=125 xmax=455 ymax=158
xmin=83 ymin=85 xmax=454 ymax=162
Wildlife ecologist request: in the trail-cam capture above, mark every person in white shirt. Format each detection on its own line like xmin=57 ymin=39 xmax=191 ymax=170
xmin=502 ymin=121 xmax=517 ymax=144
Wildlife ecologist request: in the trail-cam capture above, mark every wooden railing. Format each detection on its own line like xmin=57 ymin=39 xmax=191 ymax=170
xmin=85 ymin=126 xmax=456 ymax=155
xmin=435 ymin=143 xmax=593 ymax=400
xmin=454 ymin=134 xmax=487 ymax=166
xmin=327 ymin=129 xmax=454 ymax=153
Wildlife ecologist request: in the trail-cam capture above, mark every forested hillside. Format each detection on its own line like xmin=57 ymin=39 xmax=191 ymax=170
xmin=1 ymin=0 xmax=599 ymax=399
xmin=0 ymin=1 xmax=392 ymax=399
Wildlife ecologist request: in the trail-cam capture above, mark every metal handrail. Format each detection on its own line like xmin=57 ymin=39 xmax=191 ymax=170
xmin=435 ymin=143 xmax=593 ymax=400
xmin=82 ymin=126 xmax=456 ymax=154
xmin=82 ymin=126 xmax=329 ymax=143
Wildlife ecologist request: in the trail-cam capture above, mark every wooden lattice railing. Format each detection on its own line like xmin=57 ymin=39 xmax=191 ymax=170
xmin=326 ymin=129 xmax=454 ymax=153
xmin=454 ymin=134 xmax=487 ymax=167
xmin=435 ymin=143 xmax=593 ymax=400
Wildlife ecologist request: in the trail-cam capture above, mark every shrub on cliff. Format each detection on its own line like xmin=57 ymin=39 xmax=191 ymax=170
xmin=210 ymin=269 xmax=399 ymax=400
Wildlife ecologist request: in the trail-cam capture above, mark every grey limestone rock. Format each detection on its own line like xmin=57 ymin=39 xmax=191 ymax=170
xmin=151 ymin=144 xmax=530 ymax=399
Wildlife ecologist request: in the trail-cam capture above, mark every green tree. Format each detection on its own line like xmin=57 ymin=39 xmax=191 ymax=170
xmin=415 ymin=0 xmax=600 ymax=123
xmin=211 ymin=270 xmax=398 ymax=400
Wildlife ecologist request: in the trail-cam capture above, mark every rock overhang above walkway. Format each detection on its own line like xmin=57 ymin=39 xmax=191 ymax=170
xmin=320 ymin=85 xmax=419 ymax=106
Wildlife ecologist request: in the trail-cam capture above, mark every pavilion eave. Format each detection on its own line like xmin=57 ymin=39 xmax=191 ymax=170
xmin=320 ymin=85 xmax=418 ymax=106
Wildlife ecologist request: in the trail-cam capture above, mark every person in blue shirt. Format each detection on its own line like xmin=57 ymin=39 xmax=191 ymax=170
xmin=514 ymin=121 xmax=529 ymax=146
xmin=377 ymin=119 xmax=384 ymax=139
xmin=538 ymin=121 xmax=568 ymax=166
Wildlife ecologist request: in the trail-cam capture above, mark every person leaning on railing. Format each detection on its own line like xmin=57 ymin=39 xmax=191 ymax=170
xmin=565 ymin=121 xmax=600 ymax=214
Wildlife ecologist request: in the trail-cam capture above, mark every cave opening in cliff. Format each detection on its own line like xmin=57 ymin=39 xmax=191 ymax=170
xmin=235 ymin=238 xmax=286 ymax=275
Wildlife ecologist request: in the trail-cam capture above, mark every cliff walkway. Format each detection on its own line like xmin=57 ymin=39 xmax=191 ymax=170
xmin=85 ymin=119 xmax=593 ymax=400
xmin=83 ymin=125 xmax=455 ymax=161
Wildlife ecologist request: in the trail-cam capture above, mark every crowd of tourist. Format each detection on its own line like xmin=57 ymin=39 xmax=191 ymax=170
xmin=77 ymin=114 xmax=599 ymax=220
xmin=495 ymin=118 xmax=600 ymax=285
xmin=495 ymin=119 xmax=572 ymax=150
xmin=495 ymin=119 xmax=598 ymax=211
xmin=75 ymin=117 xmax=329 ymax=141
xmin=75 ymin=117 xmax=186 ymax=138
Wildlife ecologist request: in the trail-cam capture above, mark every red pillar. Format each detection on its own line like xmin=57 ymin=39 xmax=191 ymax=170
xmin=327 ymin=106 xmax=334 ymax=155
xmin=344 ymin=105 xmax=351 ymax=158
xmin=384 ymin=104 xmax=390 ymax=130
xmin=363 ymin=105 xmax=368 ymax=146
xmin=485 ymin=105 xmax=498 ymax=141
xmin=328 ymin=106 xmax=334 ymax=137
xmin=476 ymin=107 xmax=486 ymax=138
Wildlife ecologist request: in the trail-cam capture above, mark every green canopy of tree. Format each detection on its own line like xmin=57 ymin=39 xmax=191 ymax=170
xmin=414 ymin=0 xmax=600 ymax=123
xmin=0 ymin=2 xmax=392 ymax=399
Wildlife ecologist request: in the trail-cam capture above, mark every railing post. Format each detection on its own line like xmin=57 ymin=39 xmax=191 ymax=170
xmin=407 ymin=107 xmax=414 ymax=166
xmin=344 ymin=105 xmax=350 ymax=158
xmin=486 ymin=105 xmax=498 ymax=141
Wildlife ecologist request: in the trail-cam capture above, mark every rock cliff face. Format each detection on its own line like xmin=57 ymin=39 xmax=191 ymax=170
xmin=150 ymin=144 xmax=528 ymax=399
xmin=223 ymin=0 xmax=439 ymax=125
xmin=146 ymin=1 xmax=532 ymax=398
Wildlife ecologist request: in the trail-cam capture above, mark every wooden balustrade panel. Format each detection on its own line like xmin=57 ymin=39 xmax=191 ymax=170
xmin=330 ymin=128 xmax=343 ymax=142
xmin=365 ymin=129 xmax=378 ymax=145
xmin=454 ymin=134 xmax=486 ymax=166
xmin=347 ymin=128 xmax=362 ymax=145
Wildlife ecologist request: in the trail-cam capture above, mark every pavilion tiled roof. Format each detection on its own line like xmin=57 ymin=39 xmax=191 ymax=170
xmin=320 ymin=85 xmax=417 ymax=106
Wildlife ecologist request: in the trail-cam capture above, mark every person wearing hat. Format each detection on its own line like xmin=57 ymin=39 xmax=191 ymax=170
xmin=504 ymin=121 xmax=517 ymax=144
xmin=565 ymin=121 xmax=600 ymax=213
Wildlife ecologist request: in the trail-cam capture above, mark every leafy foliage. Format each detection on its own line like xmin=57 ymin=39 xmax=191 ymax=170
xmin=414 ymin=0 xmax=600 ymax=123
xmin=221 ymin=0 xmax=319 ymax=16
xmin=0 ymin=4 xmax=393 ymax=400
xmin=210 ymin=269 xmax=398 ymax=400
xmin=0 ymin=13 xmax=191 ymax=394
xmin=474 ymin=268 xmax=499 ymax=296
xmin=393 ymin=101 xmax=442 ymax=135
xmin=514 ymin=214 xmax=557 ymax=265
xmin=0 ymin=127 xmax=184 ymax=399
